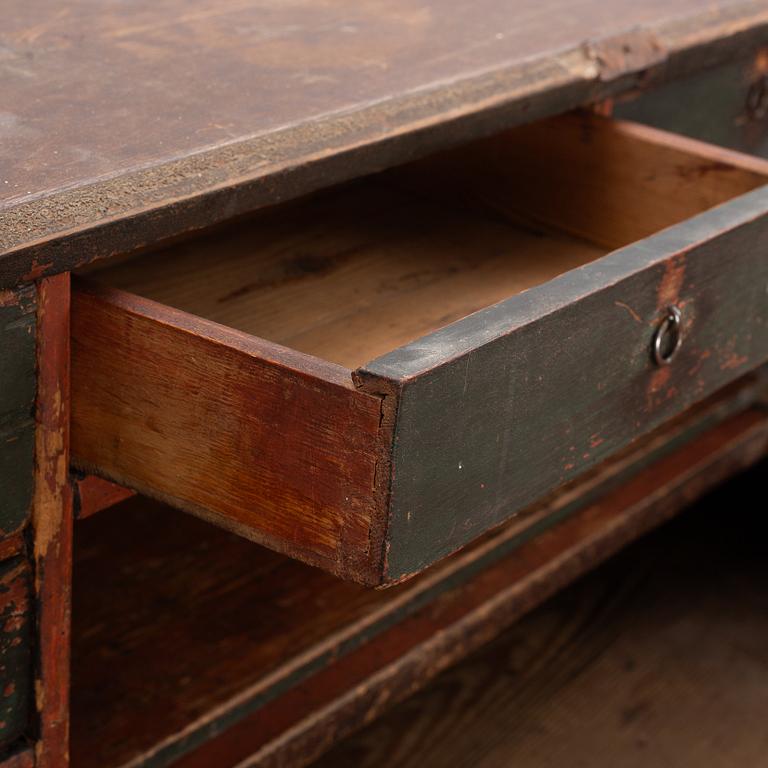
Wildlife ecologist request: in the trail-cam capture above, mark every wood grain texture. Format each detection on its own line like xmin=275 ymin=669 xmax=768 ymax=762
xmin=313 ymin=459 xmax=768 ymax=768
xmin=359 ymin=126 xmax=768 ymax=580
xmin=0 ymin=538 xmax=25 ymax=565
xmin=69 ymin=388 xmax=765 ymax=768
xmin=2 ymin=1 xmax=767 ymax=287
xmin=0 ymin=558 xmax=32 ymax=751
xmin=33 ymin=273 xmax=73 ymax=768
xmin=78 ymin=116 xmax=768 ymax=581
xmin=386 ymin=112 xmax=768 ymax=249
xmin=71 ymin=495 xmax=396 ymax=768
xmin=0 ymin=286 xmax=35 ymax=536
xmin=70 ymin=279 xmax=387 ymax=583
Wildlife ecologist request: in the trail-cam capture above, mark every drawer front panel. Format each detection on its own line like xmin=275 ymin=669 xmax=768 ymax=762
xmin=361 ymin=187 xmax=768 ymax=580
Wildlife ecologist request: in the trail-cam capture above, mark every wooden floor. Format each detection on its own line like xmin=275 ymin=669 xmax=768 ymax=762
xmin=313 ymin=461 xmax=768 ymax=768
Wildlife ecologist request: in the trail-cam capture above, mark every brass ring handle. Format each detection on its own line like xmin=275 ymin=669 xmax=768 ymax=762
xmin=652 ymin=305 xmax=683 ymax=366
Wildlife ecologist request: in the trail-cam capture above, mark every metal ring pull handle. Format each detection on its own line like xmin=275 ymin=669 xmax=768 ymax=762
xmin=652 ymin=305 xmax=683 ymax=366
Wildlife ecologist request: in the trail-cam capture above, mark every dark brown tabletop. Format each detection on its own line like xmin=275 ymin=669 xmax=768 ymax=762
xmin=1 ymin=0 xmax=766 ymax=285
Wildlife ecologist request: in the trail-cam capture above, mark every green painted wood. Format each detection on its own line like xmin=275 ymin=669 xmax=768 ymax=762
xmin=0 ymin=287 xmax=36 ymax=537
xmin=616 ymin=55 xmax=768 ymax=158
xmin=359 ymin=186 xmax=768 ymax=580
xmin=0 ymin=557 xmax=32 ymax=749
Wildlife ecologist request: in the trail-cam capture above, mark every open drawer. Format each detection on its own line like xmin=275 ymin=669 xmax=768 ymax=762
xmin=71 ymin=113 xmax=768 ymax=586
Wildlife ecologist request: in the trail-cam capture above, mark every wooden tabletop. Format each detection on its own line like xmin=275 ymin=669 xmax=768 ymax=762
xmin=1 ymin=0 xmax=766 ymax=286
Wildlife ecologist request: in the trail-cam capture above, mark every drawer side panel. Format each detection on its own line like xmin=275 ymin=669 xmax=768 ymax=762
xmin=71 ymin=283 xmax=386 ymax=584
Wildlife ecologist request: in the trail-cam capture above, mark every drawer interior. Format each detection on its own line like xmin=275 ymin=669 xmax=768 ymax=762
xmin=73 ymin=113 xmax=768 ymax=584
xmin=86 ymin=112 xmax=768 ymax=371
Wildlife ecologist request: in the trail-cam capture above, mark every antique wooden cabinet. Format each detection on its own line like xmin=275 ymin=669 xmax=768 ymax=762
xmin=1 ymin=2 xmax=767 ymax=766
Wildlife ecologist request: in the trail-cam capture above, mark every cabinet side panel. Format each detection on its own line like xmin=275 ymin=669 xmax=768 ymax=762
xmin=0 ymin=286 xmax=36 ymax=536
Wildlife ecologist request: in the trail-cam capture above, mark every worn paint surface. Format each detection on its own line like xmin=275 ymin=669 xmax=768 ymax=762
xmin=617 ymin=49 xmax=768 ymax=157
xmin=361 ymin=186 xmax=768 ymax=579
xmin=0 ymin=286 xmax=36 ymax=536
xmin=0 ymin=557 xmax=32 ymax=750
xmin=1 ymin=1 xmax=767 ymax=286
xmin=314 ymin=453 xmax=768 ymax=768
xmin=33 ymin=273 xmax=72 ymax=768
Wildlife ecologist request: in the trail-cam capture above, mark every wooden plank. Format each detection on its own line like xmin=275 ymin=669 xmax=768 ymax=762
xmin=74 ymin=476 xmax=134 ymax=520
xmin=33 ymin=273 xmax=73 ymax=767
xmin=359 ymin=173 xmax=768 ymax=581
xmin=2 ymin=2 xmax=767 ymax=287
xmin=0 ymin=287 xmax=36 ymax=537
xmin=313 ymin=457 xmax=768 ymax=768
xmin=69 ymin=383 xmax=761 ymax=768
xmin=70 ymin=279 xmax=387 ymax=584
xmin=174 ymin=409 xmax=768 ymax=768
xmin=0 ymin=558 xmax=32 ymax=751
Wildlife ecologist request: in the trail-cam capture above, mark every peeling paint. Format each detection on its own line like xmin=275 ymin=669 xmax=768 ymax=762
xmin=657 ymin=255 xmax=686 ymax=310
xmin=583 ymin=28 xmax=666 ymax=83
xmin=614 ymin=300 xmax=642 ymax=324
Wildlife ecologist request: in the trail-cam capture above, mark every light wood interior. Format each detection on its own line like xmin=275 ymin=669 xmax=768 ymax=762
xmin=392 ymin=112 xmax=768 ymax=251
xmin=86 ymin=185 xmax=602 ymax=369
xmin=86 ymin=113 xmax=768 ymax=370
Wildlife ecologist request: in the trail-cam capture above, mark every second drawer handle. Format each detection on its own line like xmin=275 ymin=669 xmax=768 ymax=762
xmin=652 ymin=305 xmax=683 ymax=366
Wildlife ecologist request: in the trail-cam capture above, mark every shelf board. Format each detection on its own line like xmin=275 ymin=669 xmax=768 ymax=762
xmin=71 ymin=391 xmax=767 ymax=768
xmin=314 ymin=458 xmax=768 ymax=768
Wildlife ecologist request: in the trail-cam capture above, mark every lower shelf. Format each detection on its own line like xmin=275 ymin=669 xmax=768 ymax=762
xmin=314 ymin=458 xmax=768 ymax=768
xmin=71 ymin=402 xmax=768 ymax=768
